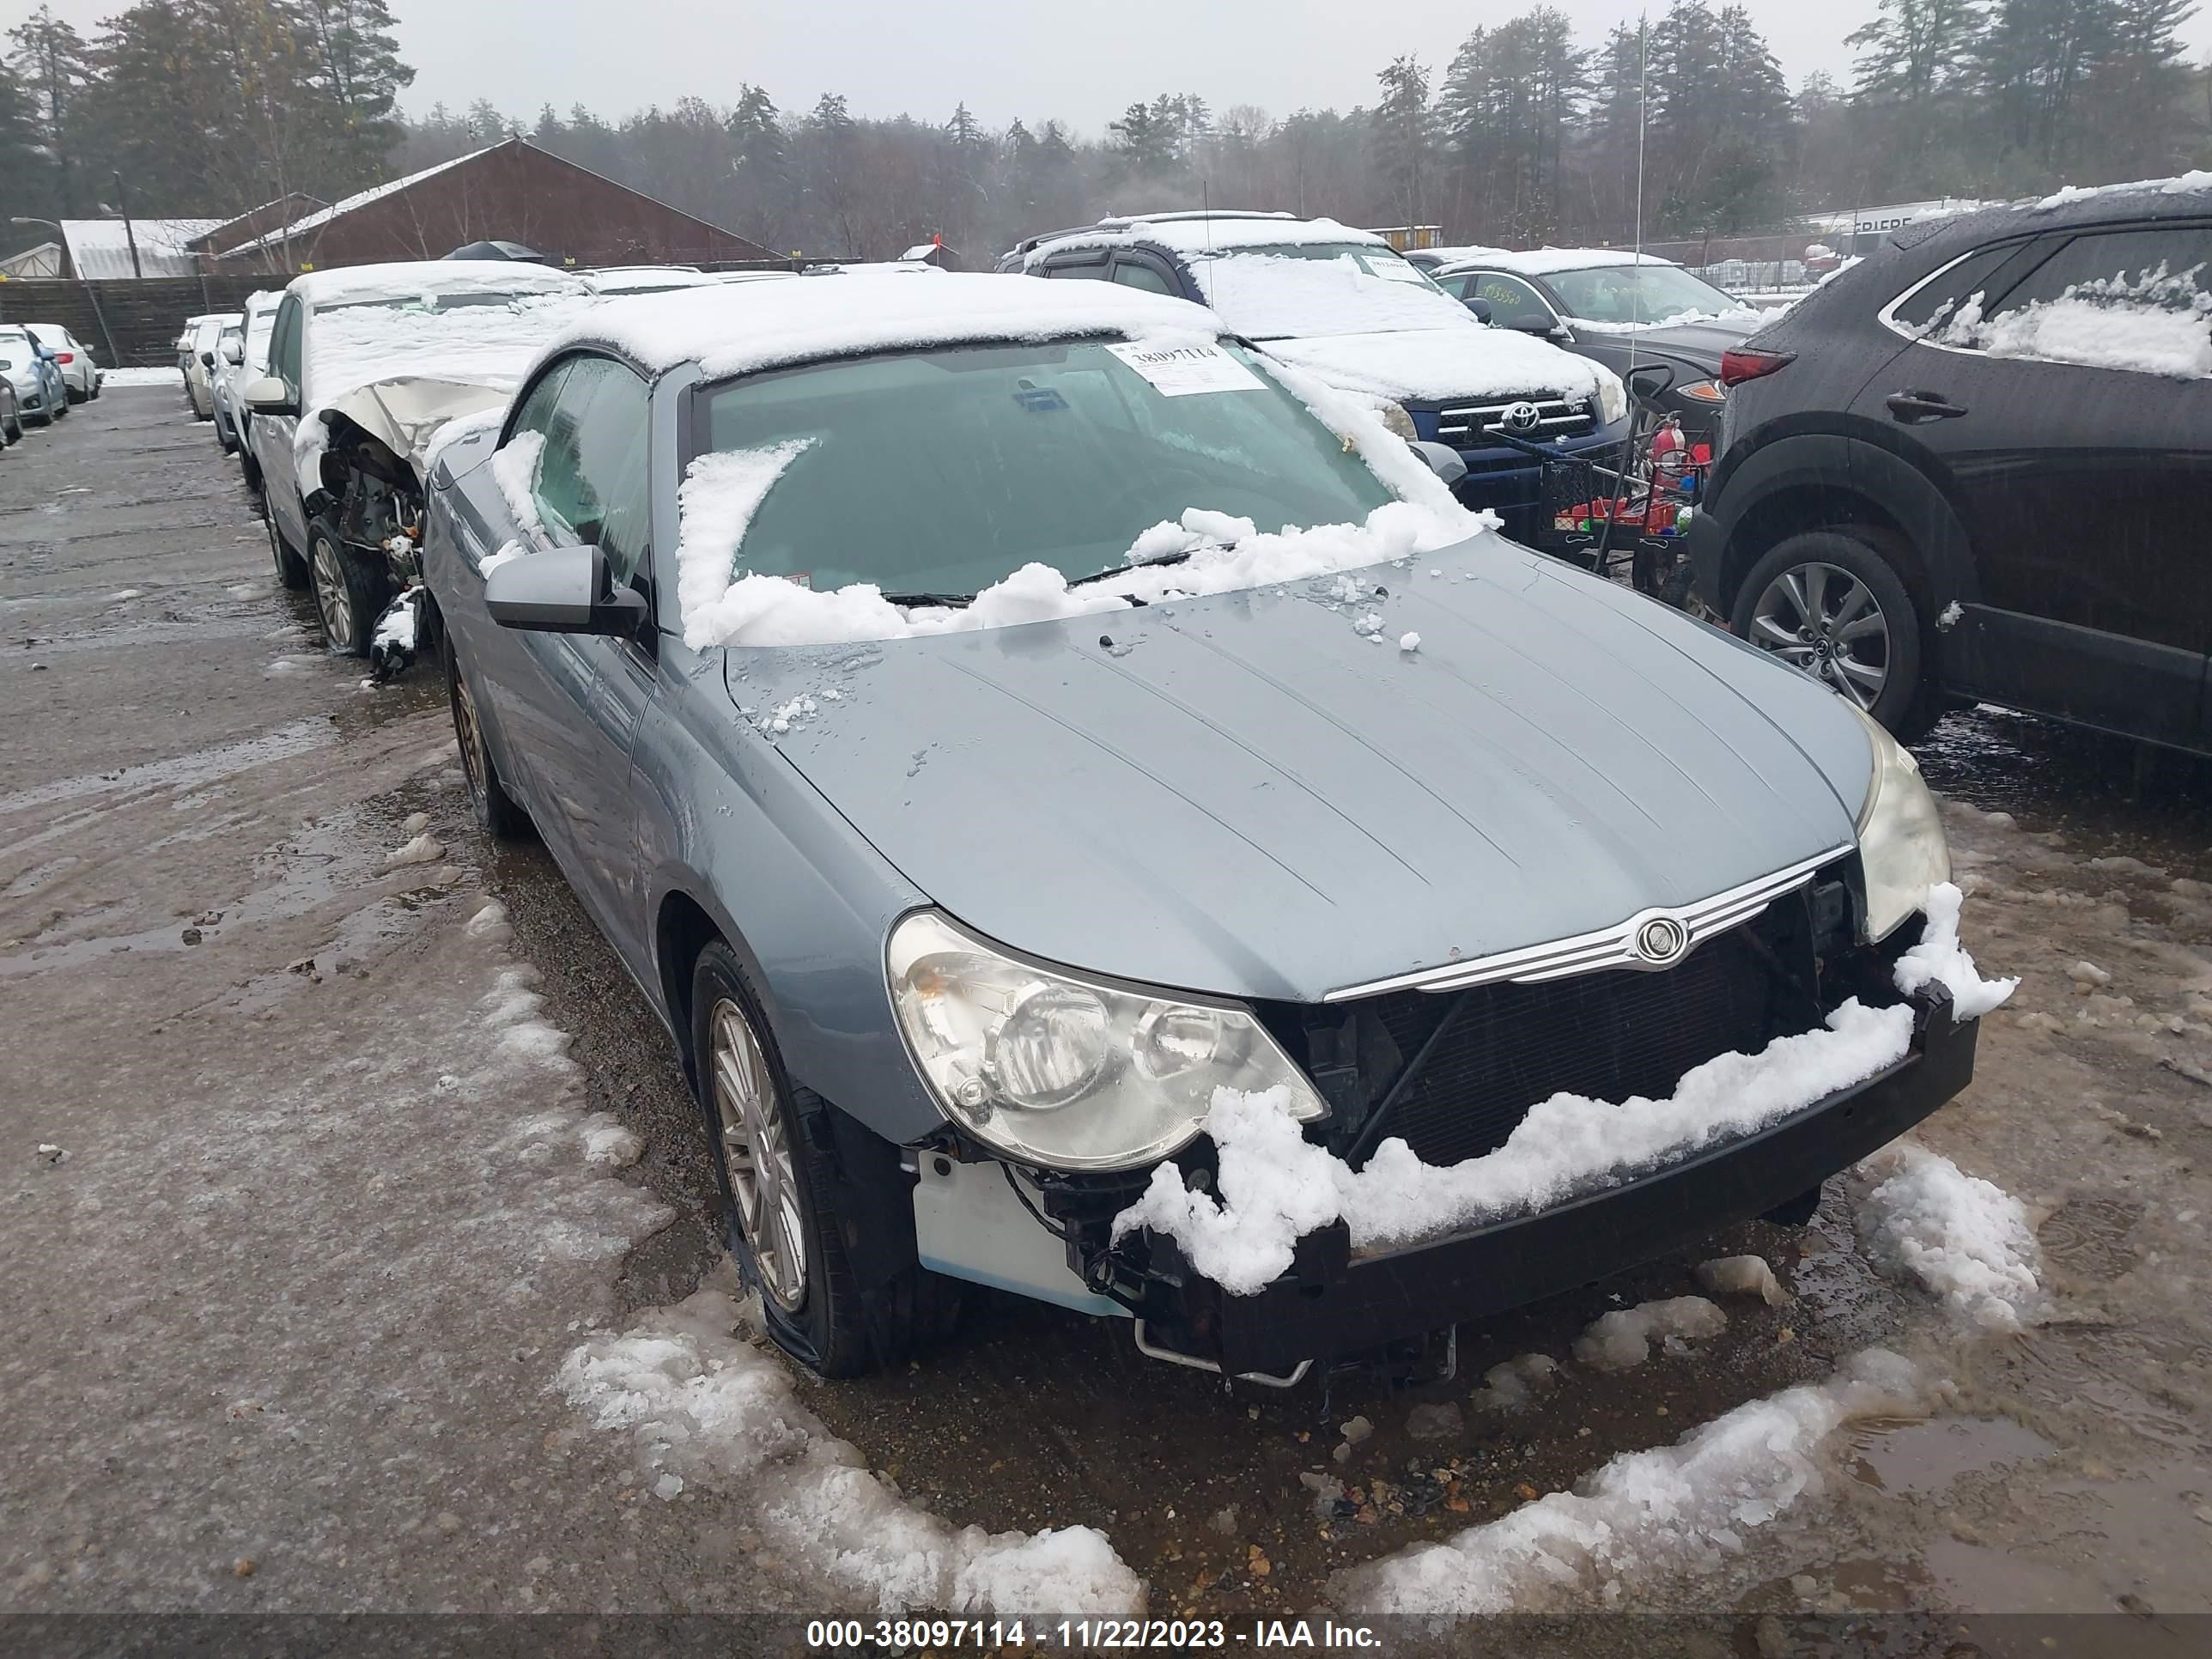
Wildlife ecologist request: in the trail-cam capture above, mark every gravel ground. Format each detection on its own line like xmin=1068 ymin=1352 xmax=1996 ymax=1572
xmin=3 ymin=390 xmax=2209 ymax=1652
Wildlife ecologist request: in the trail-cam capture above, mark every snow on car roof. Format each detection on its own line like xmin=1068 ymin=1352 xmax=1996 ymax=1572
xmin=2029 ymin=167 xmax=2212 ymax=213
xmin=1437 ymin=247 xmax=1681 ymax=277
xmin=1031 ymin=215 xmax=1388 ymax=258
xmin=292 ymin=259 xmax=588 ymax=311
xmin=553 ymin=270 xmax=1224 ymax=379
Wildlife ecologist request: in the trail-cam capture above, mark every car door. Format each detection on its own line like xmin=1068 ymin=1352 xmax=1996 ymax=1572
xmin=256 ymin=296 xmax=307 ymax=547
xmin=1863 ymin=221 xmax=2212 ymax=745
xmin=479 ymin=353 xmax=659 ymax=954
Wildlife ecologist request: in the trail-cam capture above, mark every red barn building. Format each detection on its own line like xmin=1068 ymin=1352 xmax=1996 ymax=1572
xmin=213 ymin=138 xmax=777 ymax=272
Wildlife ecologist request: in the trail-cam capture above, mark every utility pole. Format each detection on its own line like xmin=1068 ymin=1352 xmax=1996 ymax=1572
xmin=113 ymin=173 xmax=141 ymax=279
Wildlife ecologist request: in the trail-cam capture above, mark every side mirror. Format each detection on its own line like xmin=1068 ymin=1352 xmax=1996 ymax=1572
xmin=1464 ymin=296 xmax=1494 ymax=325
xmin=199 ymin=350 xmax=215 ymax=367
xmin=244 ymin=375 xmax=297 ymax=417
xmin=485 ymin=544 xmax=648 ymax=638
xmin=222 ymin=341 xmax=244 ymax=367
xmin=1411 ymin=440 xmax=1468 ymax=487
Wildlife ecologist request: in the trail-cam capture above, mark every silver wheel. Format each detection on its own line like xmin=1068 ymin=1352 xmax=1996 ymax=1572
xmin=312 ymin=532 xmax=354 ymax=647
xmin=453 ymin=668 xmax=488 ymax=799
xmin=708 ymin=997 xmax=807 ymax=1311
xmin=1747 ymin=561 xmax=1891 ymax=711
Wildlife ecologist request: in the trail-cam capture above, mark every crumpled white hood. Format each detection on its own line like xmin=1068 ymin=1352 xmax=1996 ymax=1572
xmin=1260 ymin=326 xmax=1607 ymax=406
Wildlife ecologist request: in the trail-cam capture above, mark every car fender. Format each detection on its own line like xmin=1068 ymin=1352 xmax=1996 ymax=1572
xmin=629 ymin=661 xmax=947 ymax=1146
xmin=1707 ymin=420 xmax=1978 ymax=617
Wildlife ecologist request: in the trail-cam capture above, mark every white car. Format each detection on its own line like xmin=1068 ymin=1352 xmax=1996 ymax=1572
xmin=579 ymin=264 xmax=716 ymax=295
xmin=21 ymin=324 xmax=101 ymax=403
xmin=213 ymin=291 xmax=281 ymax=477
xmin=184 ymin=313 xmax=238 ymax=421
xmin=243 ymin=260 xmax=594 ymax=652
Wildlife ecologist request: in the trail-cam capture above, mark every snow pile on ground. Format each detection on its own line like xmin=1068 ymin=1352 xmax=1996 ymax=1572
xmin=1696 ymin=1255 xmax=1791 ymax=1306
xmin=1854 ymin=1141 xmax=2045 ymax=1332
xmin=1936 ymin=265 xmax=2212 ymax=380
xmin=1470 ymin=1352 xmax=1559 ymax=1412
xmin=1120 ymin=883 xmax=2009 ymax=1294
xmin=103 ymin=367 xmax=185 ymax=387
xmin=1572 ymin=1297 xmax=1727 ymax=1370
xmin=557 ymin=1286 xmax=1144 ymax=1617
xmin=1328 ymin=1348 xmax=1928 ymax=1614
xmin=1893 ymin=880 xmax=2019 ymax=1018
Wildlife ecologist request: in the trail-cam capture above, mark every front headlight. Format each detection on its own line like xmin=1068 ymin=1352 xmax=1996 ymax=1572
xmin=1380 ymin=400 xmax=1419 ymax=441
xmin=1594 ymin=366 xmax=1628 ymax=427
xmin=887 ymin=911 xmax=1326 ymax=1170
xmin=1850 ymin=705 xmax=1950 ymax=941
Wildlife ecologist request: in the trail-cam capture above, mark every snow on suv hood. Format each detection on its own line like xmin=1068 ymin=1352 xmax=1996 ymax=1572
xmin=1261 ymin=326 xmax=1605 ymax=407
xmin=732 ymin=536 xmax=1871 ymax=1004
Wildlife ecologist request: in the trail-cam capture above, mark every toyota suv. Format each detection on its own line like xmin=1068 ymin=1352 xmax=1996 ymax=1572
xmin=1001 ymin=212 xmax=1631 ymax=545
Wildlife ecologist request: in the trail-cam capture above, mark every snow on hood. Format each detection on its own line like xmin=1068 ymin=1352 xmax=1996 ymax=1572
xmin=1115 ymin=883 xmax=2012 ymax=1294
xmin=1189 ymin=251 xmax=1478 ymax=342
xmin=1260 ymin=325 xmax=1605 ymax=404
xmin=542 ymin=270 xmax=1221 ymax=379
xmin=672 ymin=347 xmax=1483 ymax=651
xmin=1569 ymin=307 xmax=1765 ymax=336
xmin=295 ymin=284 xmax=598 ymax=487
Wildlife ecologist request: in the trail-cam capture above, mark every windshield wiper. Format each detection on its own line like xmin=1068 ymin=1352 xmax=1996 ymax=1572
xmin=1068 ymin=547 xmax=1213 ymax=589
xmin=882 ymin=590 xmax=973 ymax=609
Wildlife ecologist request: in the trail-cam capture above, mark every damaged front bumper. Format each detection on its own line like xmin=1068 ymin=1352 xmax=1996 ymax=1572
xmin=1095 ymin=988 xmax=1978 ymax=1378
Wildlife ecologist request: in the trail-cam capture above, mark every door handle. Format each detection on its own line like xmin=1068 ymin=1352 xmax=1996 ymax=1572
xmin=1887 ymin=391 xmax=1968 ymax=423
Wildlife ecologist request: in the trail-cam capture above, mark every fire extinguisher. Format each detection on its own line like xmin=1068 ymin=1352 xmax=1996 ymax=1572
xmin=1650 ymin=413 xmax=1689 ymax=485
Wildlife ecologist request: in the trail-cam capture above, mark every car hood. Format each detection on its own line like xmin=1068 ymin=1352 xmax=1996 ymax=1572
xmin=1258 ymin=327 xmax=1605 ymax=407
xmin=727 ymin=535 xmax=1872 ymax=1004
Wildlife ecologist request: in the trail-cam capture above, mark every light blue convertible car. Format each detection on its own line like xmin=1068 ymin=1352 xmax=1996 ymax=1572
xmin=422 ymin=274 xmax=1975 ymax=1381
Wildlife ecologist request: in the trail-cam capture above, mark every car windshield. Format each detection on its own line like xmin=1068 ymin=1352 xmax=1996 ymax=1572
xmin=698 ymin=338 xmax=1396 ymax=599
xmin=1184 ymin=243 xmax=1471 ymax=341
xmin=1541 ymin=263 xmax=1745 ymax=325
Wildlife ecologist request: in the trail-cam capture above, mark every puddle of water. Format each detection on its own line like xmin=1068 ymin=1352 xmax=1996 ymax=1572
xmin=1846 ymin=1414 xmax=2054 ymax=1497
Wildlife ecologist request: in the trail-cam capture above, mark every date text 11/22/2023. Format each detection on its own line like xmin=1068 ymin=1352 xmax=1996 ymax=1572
xmin=804 ymin=1618 xmax=1386 ymax=1649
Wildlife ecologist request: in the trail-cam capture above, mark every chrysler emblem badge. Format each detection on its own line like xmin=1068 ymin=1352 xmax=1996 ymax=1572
xmin=1634 ymin=915 xmax=1690 ymax=965
xmin=1502 ymin=400 xmax=1541 ymax=432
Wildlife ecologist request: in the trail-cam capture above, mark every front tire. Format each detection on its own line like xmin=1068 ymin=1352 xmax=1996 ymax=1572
xmin=446 ymin=645 xmax=532 ymax=839
xmin=307 ymin=515 xmax=386 ymax=655
xmin=690 ymin=946 xmax=951 ymax=1378
xmin=1730 ymin=530 xmax=1931 ymax=735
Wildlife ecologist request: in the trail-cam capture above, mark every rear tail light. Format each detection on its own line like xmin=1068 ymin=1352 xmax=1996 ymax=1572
xmin=1718 ymin=348 xmax=1796 ymax=387
xmin=54 ymin=352 xmax=74 ymax=364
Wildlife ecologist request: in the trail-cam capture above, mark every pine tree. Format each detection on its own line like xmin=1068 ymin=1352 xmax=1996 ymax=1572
xmin=6 ymin=6 xmax=94 ymax=212
xmin=1108 ymin=100 xmax=1182 ymax=179
xmin=727 ymin=84 xmax=792 ymax=250
xmin=293 ymin=0 xmax=416 ymax=188
xmin=0 ymin=58 xmax=58 ymax=246
xmin=1370 ymin=54 xmax=1436 ymax=228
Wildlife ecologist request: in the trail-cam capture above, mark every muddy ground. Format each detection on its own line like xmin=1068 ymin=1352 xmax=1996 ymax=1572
xmin=3 ymin=389 xmax=2208 ymax=1652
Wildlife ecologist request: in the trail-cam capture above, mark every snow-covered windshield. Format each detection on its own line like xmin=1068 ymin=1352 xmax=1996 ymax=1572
xmin=1543 ymin=264 xmax=1747 ymax=325
xmin=245 ymin=307 xmax=277 ymax=368
xmin=698 ymin=338 xmax=1394 ymax=599
xmin=1187 ymin=244 xmax=1473 ymax=341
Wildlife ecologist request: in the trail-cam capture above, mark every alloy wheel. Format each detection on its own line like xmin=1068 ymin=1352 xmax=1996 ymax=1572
xmin=452 ymin=667 xmax=489 ymax=803
xmin=708 ymin=997 xmax=807 ymax=1311
xmin=1747 ymin=561 xmax=1890 ymax=711
xmin=311 ymin=532 xmax=353 ymax=647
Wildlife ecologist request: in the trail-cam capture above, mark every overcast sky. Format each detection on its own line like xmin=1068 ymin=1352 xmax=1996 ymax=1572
xmin=9 ymin=0 xmax=2212 ymax=136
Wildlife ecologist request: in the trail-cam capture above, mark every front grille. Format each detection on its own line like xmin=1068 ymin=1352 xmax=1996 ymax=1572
xmin=1433 ymin=395 xmax=1595 ymax=446
xmin=1325 ymin=901 xmax=1826 ymax=1170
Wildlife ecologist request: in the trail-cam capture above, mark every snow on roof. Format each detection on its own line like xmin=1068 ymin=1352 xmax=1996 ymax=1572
xmin=59 ymin=218 xmax=226 ymax=280
xmin=292 ymin=258 xmax=587 ymax=312
xmin=580 ymin=266 xmax=720 ymax=295
xmin=549 ymin=269 xmax=1223 ymax=378
xmin=222 ymin=149 xmax=491 ymax=255
xmin=1443 ymin=247 xmax=1680 ymax=277
xmin=2029 ymin=167 xmax=2212 ymax=213
xmin=1414 ymin=244 xmax=1512 ymax=264
xmin=1036 ymin=215 xmax=1387 ymax=258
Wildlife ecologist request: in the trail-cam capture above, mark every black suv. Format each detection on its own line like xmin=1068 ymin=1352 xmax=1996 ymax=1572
xmin=1689 ymin=181 xmax=2212 ymax=750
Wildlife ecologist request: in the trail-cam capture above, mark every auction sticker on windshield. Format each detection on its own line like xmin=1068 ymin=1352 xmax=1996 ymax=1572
xmin=1106 ymin=340 xmax=1265 ymax=396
